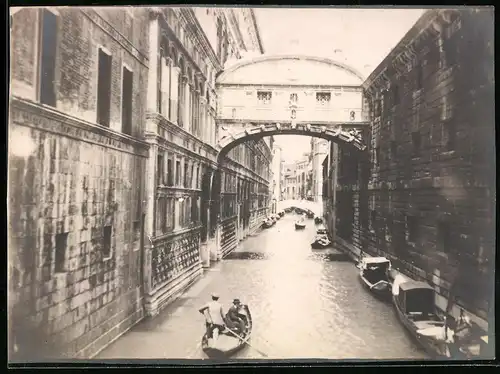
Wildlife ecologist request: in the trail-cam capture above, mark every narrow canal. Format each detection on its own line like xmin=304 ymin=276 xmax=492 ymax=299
xmin=96 ymin=211 xmax=428 ymax=360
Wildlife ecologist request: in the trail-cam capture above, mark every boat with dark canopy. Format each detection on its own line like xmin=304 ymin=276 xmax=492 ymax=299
xmin=201 ymin=304 xmax=253 ymax=358
xmin=392 ymin=278 xmax=450 ymax=358
xmin=357 ymin=257 xmax=392 ymax=300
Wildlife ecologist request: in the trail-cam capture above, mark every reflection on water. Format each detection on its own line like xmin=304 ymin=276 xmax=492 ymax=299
xmin=219 ymin=213 xmax=428 ymax=360
xmin=97 ymin=211 xmax=429 ymax=361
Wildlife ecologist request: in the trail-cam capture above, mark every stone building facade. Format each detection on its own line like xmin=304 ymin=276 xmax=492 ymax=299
xmin=141 ymin=7 xmax=268 ymax=315
xmin=333 ymin=8 xmax=495 ymax=331
xmin=8 ymin=5 xmax=271 ymax=360
xmin=310 ymin=137 xmax=329 ymax=202
xmin=9 ymin=7 xmax=151 ymax=359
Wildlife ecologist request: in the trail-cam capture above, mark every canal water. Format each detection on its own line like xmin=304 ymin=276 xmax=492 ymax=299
xmin=96 ymin=212 xmax=428 ymax=361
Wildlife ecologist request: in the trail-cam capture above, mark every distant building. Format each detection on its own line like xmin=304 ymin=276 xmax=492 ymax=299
xmin=310 ymin=137 xmax=329 ymax=202
xmin=271 ymin=144 xmax=283 ymax=212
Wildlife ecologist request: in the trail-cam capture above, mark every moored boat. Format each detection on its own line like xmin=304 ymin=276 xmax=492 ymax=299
xmin=314 ymin=216 xmax=323 ymax=224
xmin=306 ymin=210 xmax=315 ymax=219
xmin=262 ymin=218 xmax=273 ymax=229
xmin=392 ymin=279 xmax=450 ymax=358
xmin=357 ymin=257 xmax=392 ymax=301
xmin=311 ymin=235 xmax=331 ymax=249
xmin=201 ymin=304 xmax=253 ymax=358
xmin=295 ymin=220 xmax=306 ymax=230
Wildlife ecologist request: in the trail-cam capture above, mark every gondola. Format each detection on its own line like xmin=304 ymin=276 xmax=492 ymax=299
xmin=306 ymin=210 xmax=315 ymax=219
xmin=262 ymin=218 xmax=273 ymax=229
xmin=392 ymin=277 xmax=450 ymax=358
xmin=295 ymin=221 xmax=306 ymax=230
xmin=311 ymin=235 xmax=331 ymax=249
xmin=201 ymin=304 xmax=253 ymax=358
xmin=357 ymin=257 xmax=392 ymax=301
xmin=314 ymin=216 xmax=323 ymax=224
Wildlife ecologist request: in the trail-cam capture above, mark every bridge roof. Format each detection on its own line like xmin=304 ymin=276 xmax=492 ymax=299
xmin=217 ymin=54 xmax=365 ymax=86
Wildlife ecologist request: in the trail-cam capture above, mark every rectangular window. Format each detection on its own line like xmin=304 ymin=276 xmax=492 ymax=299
xmin=316 ymin=92 xmax=331 ymax=105
xmin=54 ymin=232 xmax=68 ymax=273
xmin=157 ymin=154 xmax=164 ymax=186
xmin=406 ymin=216 xmax=419 ymax=243
xmin=416 ymin=64 xmax=423 ymax=90
xmin=411 ymin=131 xmax=421 ymax=156
xmin=40 ymin=9 xmax=58 ymax=107
xmin=175 ymin=160 xmax=181 ymax=186
xmin=437 ymin=222 xmax=452 ymax=254
xmin=257 ymin=91 xmax=272 ymax=105
xmin=374 ymin=99 xmax=381 ymax=117
xmin=443 ymin=121 xmax=456 ymax=151
xmin=167 ymin=158 xmax=174 ymax=186
xmin=184 ymin=162 xmax=189 ymax=188
xmin=393 ymin=84 xmax=400 ymax=105
xmin=97 ymin=48 xmax=112 ymax=127
xmin=103 ymin=225 xmax=112 ymax=258
xmin=191 ymin=196 xmax=198 ymax=223
xmin=121 ymin=66 xmax=133 ymax=135
xmin=166 ymin=197 xmax=175 ymax=230
xmin=190 ymin=164 xmax=195 ymax=189
xmin=374 ymin=147 xmax=380 ymax=165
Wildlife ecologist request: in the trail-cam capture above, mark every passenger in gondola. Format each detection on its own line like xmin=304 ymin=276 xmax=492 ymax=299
xmin=199 ymin=293 xmax=226 ymax=344
xmin=225 ymin=299 xmax=246 ymax=335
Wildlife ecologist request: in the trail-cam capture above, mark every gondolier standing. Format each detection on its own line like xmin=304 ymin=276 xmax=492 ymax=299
xmin=199 ymin=293 xmax=226 ymax=345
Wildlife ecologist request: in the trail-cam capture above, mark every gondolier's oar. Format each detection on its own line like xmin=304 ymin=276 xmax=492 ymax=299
xmin=224 ymin=328 xmax=269 ymax=358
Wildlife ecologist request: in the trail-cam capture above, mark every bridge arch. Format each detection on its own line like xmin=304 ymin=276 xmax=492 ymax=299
xmin=216 ymin=122 xmax=368 ymax=162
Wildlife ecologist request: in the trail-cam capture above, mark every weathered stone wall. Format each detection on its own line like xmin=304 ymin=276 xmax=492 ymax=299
xmin=360 ymin=9 xmax=494 ymax=323
xmin=9 ymin=7 xmax=150 ymax=360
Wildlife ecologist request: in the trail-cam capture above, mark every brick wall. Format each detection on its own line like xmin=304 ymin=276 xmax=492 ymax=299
xmin=9 ymin=7 xmax=150 ymax=360
xmin=359 ymin=9 xmax=494 ymax=320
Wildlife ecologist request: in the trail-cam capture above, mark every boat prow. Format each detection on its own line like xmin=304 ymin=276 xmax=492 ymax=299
xmin=202 ymin=304 xmax=253 ymax=358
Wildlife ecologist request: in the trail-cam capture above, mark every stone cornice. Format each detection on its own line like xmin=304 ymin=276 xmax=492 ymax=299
xmin=249 ymin=9 xmax=265 ymax=54
xmin=228 ymin=10 xmax=246 ymax=51
xmin=363 ymin=9 xmax=459 ymax=91
xmin=82 ymin=8 xmax=148 ymax=67
xmin=147 ymin=112 xmax=219 ymax=158
xmin=180 ymin=8 xmax=223 ymax=72
xmin=10 ymin=96 xmax=150 ymax=158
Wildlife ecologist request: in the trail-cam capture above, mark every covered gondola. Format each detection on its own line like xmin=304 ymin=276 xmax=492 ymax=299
xmin=357 ymin=257 xmax=392 ymax=301
xmin=392 ymin=278 xmax=450 ymax=358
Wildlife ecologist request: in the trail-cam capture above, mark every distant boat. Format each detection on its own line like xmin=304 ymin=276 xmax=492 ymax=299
xmin=295 ymin=219 xmax=306 ymax=230
xmin=311 ymin=235 xmax=330 ymax=249
xmin=357 ymin=257 xmax=392 ymax=301
xmin=262 ymin=218 xmax=273 ymax=229
xmin=314 ymin=216 xmax=323 ymax=224
xmin=392 ymin=279 xmax=451 ymax=358
xmin=202 ymin=304 xmax=253 ymax=358
xmin=305 ymin=210 xmax=315 ymax=219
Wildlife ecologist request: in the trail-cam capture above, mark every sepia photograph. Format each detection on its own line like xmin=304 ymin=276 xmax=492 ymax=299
xmin=8 ymin=5 xmax=495 ymax=364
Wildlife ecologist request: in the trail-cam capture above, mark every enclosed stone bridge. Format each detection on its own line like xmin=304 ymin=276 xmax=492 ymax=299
xmin=215 ymin=54 xmax=371 ymax=158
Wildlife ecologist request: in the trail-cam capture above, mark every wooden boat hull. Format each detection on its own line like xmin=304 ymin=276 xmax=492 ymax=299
xmin=392 ymin=295 xmax=448 ymax=358
xmin=295 ymin=223 xmax=306 ymax=230
xmin=359 ymin=272 xmax=391 ymax=301
xmin=262 ymin=222 xmax=273 ymax=229
xmin=202 ymin=305 xmax=253 ymax=358
xmin=314 ymin=217 xmax=323 ymax=224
